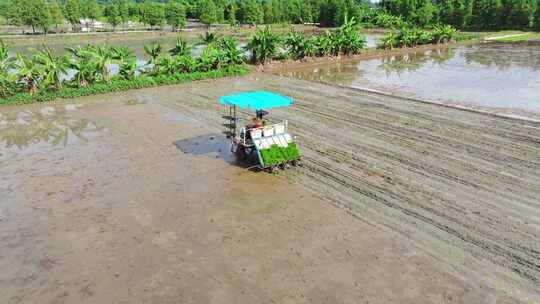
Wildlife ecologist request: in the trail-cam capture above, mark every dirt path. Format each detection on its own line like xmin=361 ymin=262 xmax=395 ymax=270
xmin=1 ymin=73 xmax=539 ymax=303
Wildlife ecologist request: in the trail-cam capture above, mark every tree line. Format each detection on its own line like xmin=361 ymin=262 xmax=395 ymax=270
xmin=0 ymin=0 xmax=378 ymax=34
xmin=1 ymin=0 xmax=540 ymax=34
xmin=2 ymin=0 xmax=188 ymax=33
xmin=381 ymin=0 xmax=540 ymax=30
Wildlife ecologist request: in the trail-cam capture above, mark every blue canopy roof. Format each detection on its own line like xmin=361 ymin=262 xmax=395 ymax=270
xmin=219 ymin=91 xmax=293 ymax=110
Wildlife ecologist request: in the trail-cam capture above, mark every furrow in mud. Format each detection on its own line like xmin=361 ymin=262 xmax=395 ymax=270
xmin=153 ymin=74 xmax=540 ymax=298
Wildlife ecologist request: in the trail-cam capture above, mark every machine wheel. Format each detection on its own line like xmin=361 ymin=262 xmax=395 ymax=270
xmin=292 ymin=159 xmax=303 ymax=167
xmin=280 ymin=162 xmax=290 ymax=170
xmin=269 ymin=165 xmax=280 ymax=174
xmin=235 ymin=145 xmax=247 ymax=159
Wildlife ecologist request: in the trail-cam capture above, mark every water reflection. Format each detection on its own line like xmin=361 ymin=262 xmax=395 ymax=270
xmin=279 ymin=42 xmax=540 ymax=118
xmin=0 ymin=105 xmax=101 ymax=150
xmin=378 ymin=49 xmax=455 ymax=76
xmin=174 ymin=133 xmax=257 ymax=168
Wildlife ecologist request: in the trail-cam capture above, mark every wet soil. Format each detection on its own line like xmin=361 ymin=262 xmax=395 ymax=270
xmin=1 ymin=73 xmax=539 ymax=303
xmin=271 ymin=42 xmax=540 ymax=121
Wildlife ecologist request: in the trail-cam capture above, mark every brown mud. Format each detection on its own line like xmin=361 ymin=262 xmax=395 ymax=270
xmin=1 ymin=73 xmax=539 ymax=303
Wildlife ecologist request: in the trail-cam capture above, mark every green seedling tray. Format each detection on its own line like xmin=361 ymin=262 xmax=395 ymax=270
xmin=260 ymin=143 xmax=301 ymax=167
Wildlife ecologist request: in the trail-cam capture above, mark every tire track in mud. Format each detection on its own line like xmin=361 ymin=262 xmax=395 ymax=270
xmin=267 ymin=76 xmax=540 ymax=295
xmin=154 ymin=74 xmax=540 ymax=300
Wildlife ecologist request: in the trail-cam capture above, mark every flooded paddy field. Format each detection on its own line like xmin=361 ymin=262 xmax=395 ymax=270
xmin=2 ymin=25 xmax=324 ymax=57
xmin=1 ymin=73 xmax=539 ymax=303
xmin=276 ymin=42 xmax=540 ymax=121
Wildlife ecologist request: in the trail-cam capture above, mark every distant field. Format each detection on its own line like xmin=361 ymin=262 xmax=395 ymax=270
xmin=483 ymin=31 xmax=540 ymax=42
xmin=494 ymin=32 xmax=540 ymax=42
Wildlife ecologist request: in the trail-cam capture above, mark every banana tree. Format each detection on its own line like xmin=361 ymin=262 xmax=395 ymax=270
xmin=175 ymin=55 xmax=196 ymax=73
xmin=284 ymin=31 xmax=307 ymax=60
xmin=34 ymin=47 xmax=70 ymax=90
xmin=197 ymin=32 xmax=220 ymax=46
xmin=143 ymin=42 xmax=162 ymax=74
xmin=111 ymin=46 xmax=138 ymax=80
xmin=245 ymin=26 xmax=281 ymax=65
xmin=67 ymin=46 xmax=97 ymax=87
xmin=196 ymin=47 xmax=222 ymax=72
xmin=169 ymin=37 xmax=191 ymax=56
xmin=334 ymin=16 xmax=366 ymax=55
xmin=89 ymin=46 xmax=114 ymax=82
xmin=313 ymin=33 xmax=333 ymax=56
xmin=303 ymin=37 xmax=318 ymax=57
xmin=157 ymin=56 xmax=178 ymax=75
xmin=16 ymin=53 xmax=42 ymax=95
xmin=0 ymin=40 xmax=16 ymax=74
xmin=0 ymin=40 xmax=17 ymax=97
xmin=378 ymin=32 xmax=398 ymax=50
xmin=217 ymin=37 xmax=245 ymax=65
xmin=432 ymin=25 xmax=457 ymax=44
xmin=0 ymin=73 xmax=17 ymax=97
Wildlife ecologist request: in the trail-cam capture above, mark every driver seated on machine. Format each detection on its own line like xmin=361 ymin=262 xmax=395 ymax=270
xmin=245 ymin=110 xmax=268 ymax=141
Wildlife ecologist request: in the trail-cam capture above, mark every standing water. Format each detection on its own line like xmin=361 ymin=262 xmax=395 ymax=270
xmin=279 ymin=42 xmax=540 ymax=121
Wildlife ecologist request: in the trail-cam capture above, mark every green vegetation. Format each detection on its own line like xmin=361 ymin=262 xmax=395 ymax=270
xmin=381 ymin=0 xmax=540 ymax=31
xmin=246 ymin=26 xmax=281 ymax=64
xmin=0 ymin=20 xmax=372 ymax=105
xmin=1 ymin=66 xmax=247 ymax=105
xmin=378 ymin=25 xmax=460 ymax=49
xmin=489 ymin=32 xmax=540 ymax=41
xmin=166 ymin=2 xmax=187 ymax=31
xmin=2 ymin=0 xmax=539 ymax=35
xmin=248 ymin=17 xmax=366 ymax=64
xmin=0 ymin=35 xmax=249 ymax=104
xmin=260 ymin=143 xmax=301 ymax=167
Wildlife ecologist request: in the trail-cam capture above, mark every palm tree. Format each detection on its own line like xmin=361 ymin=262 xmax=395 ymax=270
xmin=34 ymin=47 xmax=70 ymax=90
xmin=245 ymin=26 xmax=281 ymax=65
xmin=111 ymin=46 xmax=138 ymax=80
xmin=16 ymin=53 xmax=42 ymax=95
xmin=143 ymin=42 xmax=162 ymax=74
xmin=169 ymin=37 xmax=191 ymax=57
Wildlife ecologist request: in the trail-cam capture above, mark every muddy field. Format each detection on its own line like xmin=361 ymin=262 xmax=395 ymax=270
xmin=1 ymin=73 xmax=539 ymax=303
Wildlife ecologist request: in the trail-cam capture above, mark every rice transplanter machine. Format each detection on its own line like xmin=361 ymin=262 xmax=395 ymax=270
xmin=220 ymin=91 xmax=302 ymax=173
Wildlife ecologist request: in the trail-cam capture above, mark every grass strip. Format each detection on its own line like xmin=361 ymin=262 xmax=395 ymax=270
xmin=0 ymin=65 xmax=249 ymax=106
xmin=491 ymin=33 xmax=540 ymax=42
